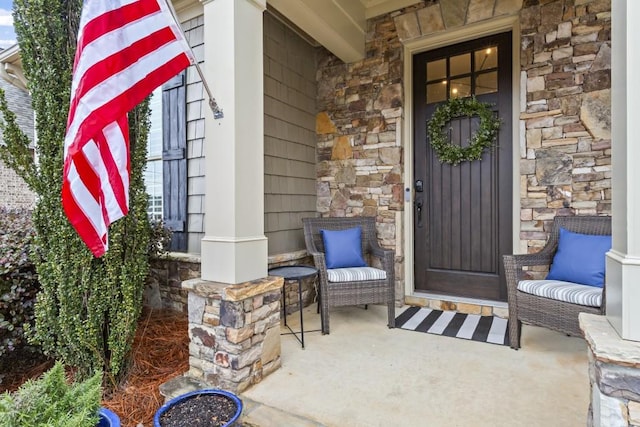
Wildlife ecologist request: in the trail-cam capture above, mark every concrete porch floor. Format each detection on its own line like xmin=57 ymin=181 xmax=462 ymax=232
xmin=240 ymin=304 xmax=590 ymax=427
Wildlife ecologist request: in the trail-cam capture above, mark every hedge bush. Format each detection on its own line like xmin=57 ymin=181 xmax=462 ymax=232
xmin=0 ymin=0 xmax=152 ymax=382
xmin=0 ymin=361 xmax=102 ymax=427
xmin=0 ymin=208 xmax=38 ymax=358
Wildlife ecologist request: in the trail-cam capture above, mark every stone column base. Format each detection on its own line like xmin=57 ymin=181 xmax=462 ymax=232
xmin=182 ymin=275 xmax=284 ymax=393
xmin=580 ymin=313 xmax=640 ymax=426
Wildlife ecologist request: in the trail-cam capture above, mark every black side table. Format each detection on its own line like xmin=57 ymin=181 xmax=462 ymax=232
xmin=268 ymin=265 xmax=318 ymax=349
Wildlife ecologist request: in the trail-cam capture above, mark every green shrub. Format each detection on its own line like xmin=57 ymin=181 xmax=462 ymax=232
xmin=149 ymin=220 xmax=173 ymax=258
xmin=0 ymin=208 xmax=39 ymax=357
xmin=0 ymin=0 xmax=152 ymax=382
xmin=0 ymin=361 xmax=102 ymax=427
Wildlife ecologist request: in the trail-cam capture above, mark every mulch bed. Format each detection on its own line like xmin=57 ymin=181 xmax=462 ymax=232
xmin=0 ymin=348 xmax=54 ymax=393
xmin=1 ymin=308 xmax=189 ymax=427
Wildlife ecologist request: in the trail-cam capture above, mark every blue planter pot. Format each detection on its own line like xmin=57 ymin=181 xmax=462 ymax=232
xmin=153 ymin=389 xmax=243 ymax=427
xmin=97 ymin=407 xmax=120 ymax=427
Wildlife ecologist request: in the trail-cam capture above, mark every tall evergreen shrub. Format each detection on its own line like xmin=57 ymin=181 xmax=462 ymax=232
xmin=0 ymin=0 xmax=152 ymax=380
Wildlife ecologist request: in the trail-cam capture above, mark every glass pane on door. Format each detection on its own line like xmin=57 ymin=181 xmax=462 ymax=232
xmin=427 ymin=59 xmax=446 ymax=81
xmin=475 ymin=71 xmax=498 ymax=95
xmin=427 ymin=81 xmax=447 ymax=104
xmin=450 ymin=53 xmax=470 ymax=76
xmin=450 ymin=77 xmax=471 ymax=98
xmin=475 ymin=47 xmax=498 ymax=71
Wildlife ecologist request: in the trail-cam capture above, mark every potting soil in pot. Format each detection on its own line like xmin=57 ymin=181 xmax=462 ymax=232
xmin=159 ymin=394 xmax=238 ymax=427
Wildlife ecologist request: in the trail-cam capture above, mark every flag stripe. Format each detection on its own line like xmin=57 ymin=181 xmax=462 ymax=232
xmin=69 ymin=143 xmax=101 ymax=202
xmin=99 ymin=119 xmax=129 ymax=218
xmin=63 ymin=0 xmax=193 ymax=257
xmin=69 ymin=26 xmax=181 ymax=125
xmin=79 ymin=0 xmax=161 ymax=48
xmin=66 ymin=42 xmax=190 ymax=157
xmin=70 ymin=0 xmax=194 ymax=110
xmin=63 ymin=161 xmax=108 ymax=256
xmin=78 ymin=0 xmax=140 ymax=30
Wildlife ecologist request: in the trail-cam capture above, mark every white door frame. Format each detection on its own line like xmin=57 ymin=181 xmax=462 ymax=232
xmin=401 ymin=15 xmax=522 ymax=299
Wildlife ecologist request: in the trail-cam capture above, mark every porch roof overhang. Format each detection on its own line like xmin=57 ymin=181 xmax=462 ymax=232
xmin=267 ymin=0 xmax=421 ymax=63
xmin=0 ymin=44 xmax=27 ymax=91
xmin=0 ymin=0 xmax=424 ymax=81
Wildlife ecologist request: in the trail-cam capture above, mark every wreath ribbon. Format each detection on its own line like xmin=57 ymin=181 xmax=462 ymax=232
xmin=427 ymin=96 xmax=501 ymax=166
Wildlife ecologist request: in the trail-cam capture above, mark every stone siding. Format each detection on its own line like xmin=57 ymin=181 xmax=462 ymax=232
xmin=405 ymin=295 xmax=509 ymax=319
xmin=145 ymin=253 xmax=201 ymax=313
xmin=316 ymin=0 xmax=611 ymax=291
xmin=518 ymin=0 xmax=611 ymax=257
xmin=315 ymin=10 xmax=405 ymax=301
xmin=146 ymin=250 xmax=318 ymax=316
xmin=268 ymin=250 xmax=317 ymax=313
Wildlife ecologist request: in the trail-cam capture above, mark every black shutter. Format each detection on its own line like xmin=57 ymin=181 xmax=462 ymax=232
xmin=162 ymin=71 xmax=187 ymax=251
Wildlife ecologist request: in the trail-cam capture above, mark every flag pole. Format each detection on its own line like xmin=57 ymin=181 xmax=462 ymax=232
xmin=194 ymin=63 xmax=224 ymax=120
xmin=164 ymin=0 xmax=224 ymax=119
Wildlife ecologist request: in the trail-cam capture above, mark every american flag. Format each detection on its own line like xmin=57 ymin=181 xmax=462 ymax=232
xmin=62 ymin=0 xmax=195 ymax=257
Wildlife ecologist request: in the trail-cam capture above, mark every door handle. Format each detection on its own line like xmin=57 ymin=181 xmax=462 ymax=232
xmin=415 ymin=199 xmax=423 ymax=228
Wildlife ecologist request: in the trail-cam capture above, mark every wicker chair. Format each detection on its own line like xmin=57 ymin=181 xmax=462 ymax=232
xmin=503 ymin=216 xmax=610 ymax=349
xmin=302 ymin=217 xmax=395 ymax=334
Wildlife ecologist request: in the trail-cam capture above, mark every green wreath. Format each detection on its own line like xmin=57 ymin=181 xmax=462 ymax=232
xmin=427 ymin=96 xmax=501 ymax=166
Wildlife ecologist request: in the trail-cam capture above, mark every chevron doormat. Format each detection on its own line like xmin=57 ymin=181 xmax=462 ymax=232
xmin=395 ymin=306 xmax=510 ymax=346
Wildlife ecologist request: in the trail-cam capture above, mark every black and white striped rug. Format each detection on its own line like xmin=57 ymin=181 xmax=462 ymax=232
xmin=395 ymin=306 xmax=510 ymax=346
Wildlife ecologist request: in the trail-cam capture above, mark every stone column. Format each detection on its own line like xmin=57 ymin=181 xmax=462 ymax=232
xmin=199 ymin=0 xmax=268 ymax=284
xmin=183 ymin=276 xmax=283 ymax=393
xmin=581 ymin=314 xmax=640 ymax=426
xmin=608 ymin=0 xmax=640 ymax=341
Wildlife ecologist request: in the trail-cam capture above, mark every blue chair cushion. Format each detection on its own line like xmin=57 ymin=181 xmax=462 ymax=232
xmin=321 ymin=227 xmax=367 ymax=269
xmin=546 ymin=227 xmax=612 ymax=288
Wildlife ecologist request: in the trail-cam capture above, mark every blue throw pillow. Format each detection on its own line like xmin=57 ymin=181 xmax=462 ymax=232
xmin=546 ymin=228 xmax=612 ymax=288
xmin=320 ymin=227 xmax=367 ymax=269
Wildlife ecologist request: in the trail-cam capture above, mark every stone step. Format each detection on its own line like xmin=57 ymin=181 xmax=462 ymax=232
xmin=159 ymin=375 xmax=326 ymax=426
xmin=158 ymin=375 xmax=210 ymax=402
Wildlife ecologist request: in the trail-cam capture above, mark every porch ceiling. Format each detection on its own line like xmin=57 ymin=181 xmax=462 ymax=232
xmin=267 ymin=0 xmax=421 ymax=63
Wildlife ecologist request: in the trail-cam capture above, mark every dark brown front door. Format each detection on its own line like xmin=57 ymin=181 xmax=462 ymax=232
xmin=413 ymin=32 xmax=512 ymax=301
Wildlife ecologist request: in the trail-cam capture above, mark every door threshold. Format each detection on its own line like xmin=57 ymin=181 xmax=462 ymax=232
xmin=406 ymin=291 xmax=509 ymax=318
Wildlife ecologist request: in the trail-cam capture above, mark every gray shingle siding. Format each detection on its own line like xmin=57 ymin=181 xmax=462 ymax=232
xmin=178 ymin=12 xmax=317 ymax=255
xmin=183 ymin=15 xmax=205 ymax=253
xmin=264 ymin=12 xmax=318 ymax=255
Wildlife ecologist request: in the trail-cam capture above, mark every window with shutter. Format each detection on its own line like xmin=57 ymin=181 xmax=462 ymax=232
xmin=145 ymin=87 xmax=164 ymax=222
xmin=144 ymin=73 xmax=187 ymax=251
xmin=161 ymin=71 xmax=187 ymax=251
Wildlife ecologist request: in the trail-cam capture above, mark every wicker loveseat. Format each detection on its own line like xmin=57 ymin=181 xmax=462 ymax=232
xmin=302 ymin=216 xmax=395 ymax=334
xmin=503 ymin=216 xmax=610 ymax=349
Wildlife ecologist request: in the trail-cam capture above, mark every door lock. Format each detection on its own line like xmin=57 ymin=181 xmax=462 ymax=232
xmin=415 ymin=180 xmax=424 ymax=192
